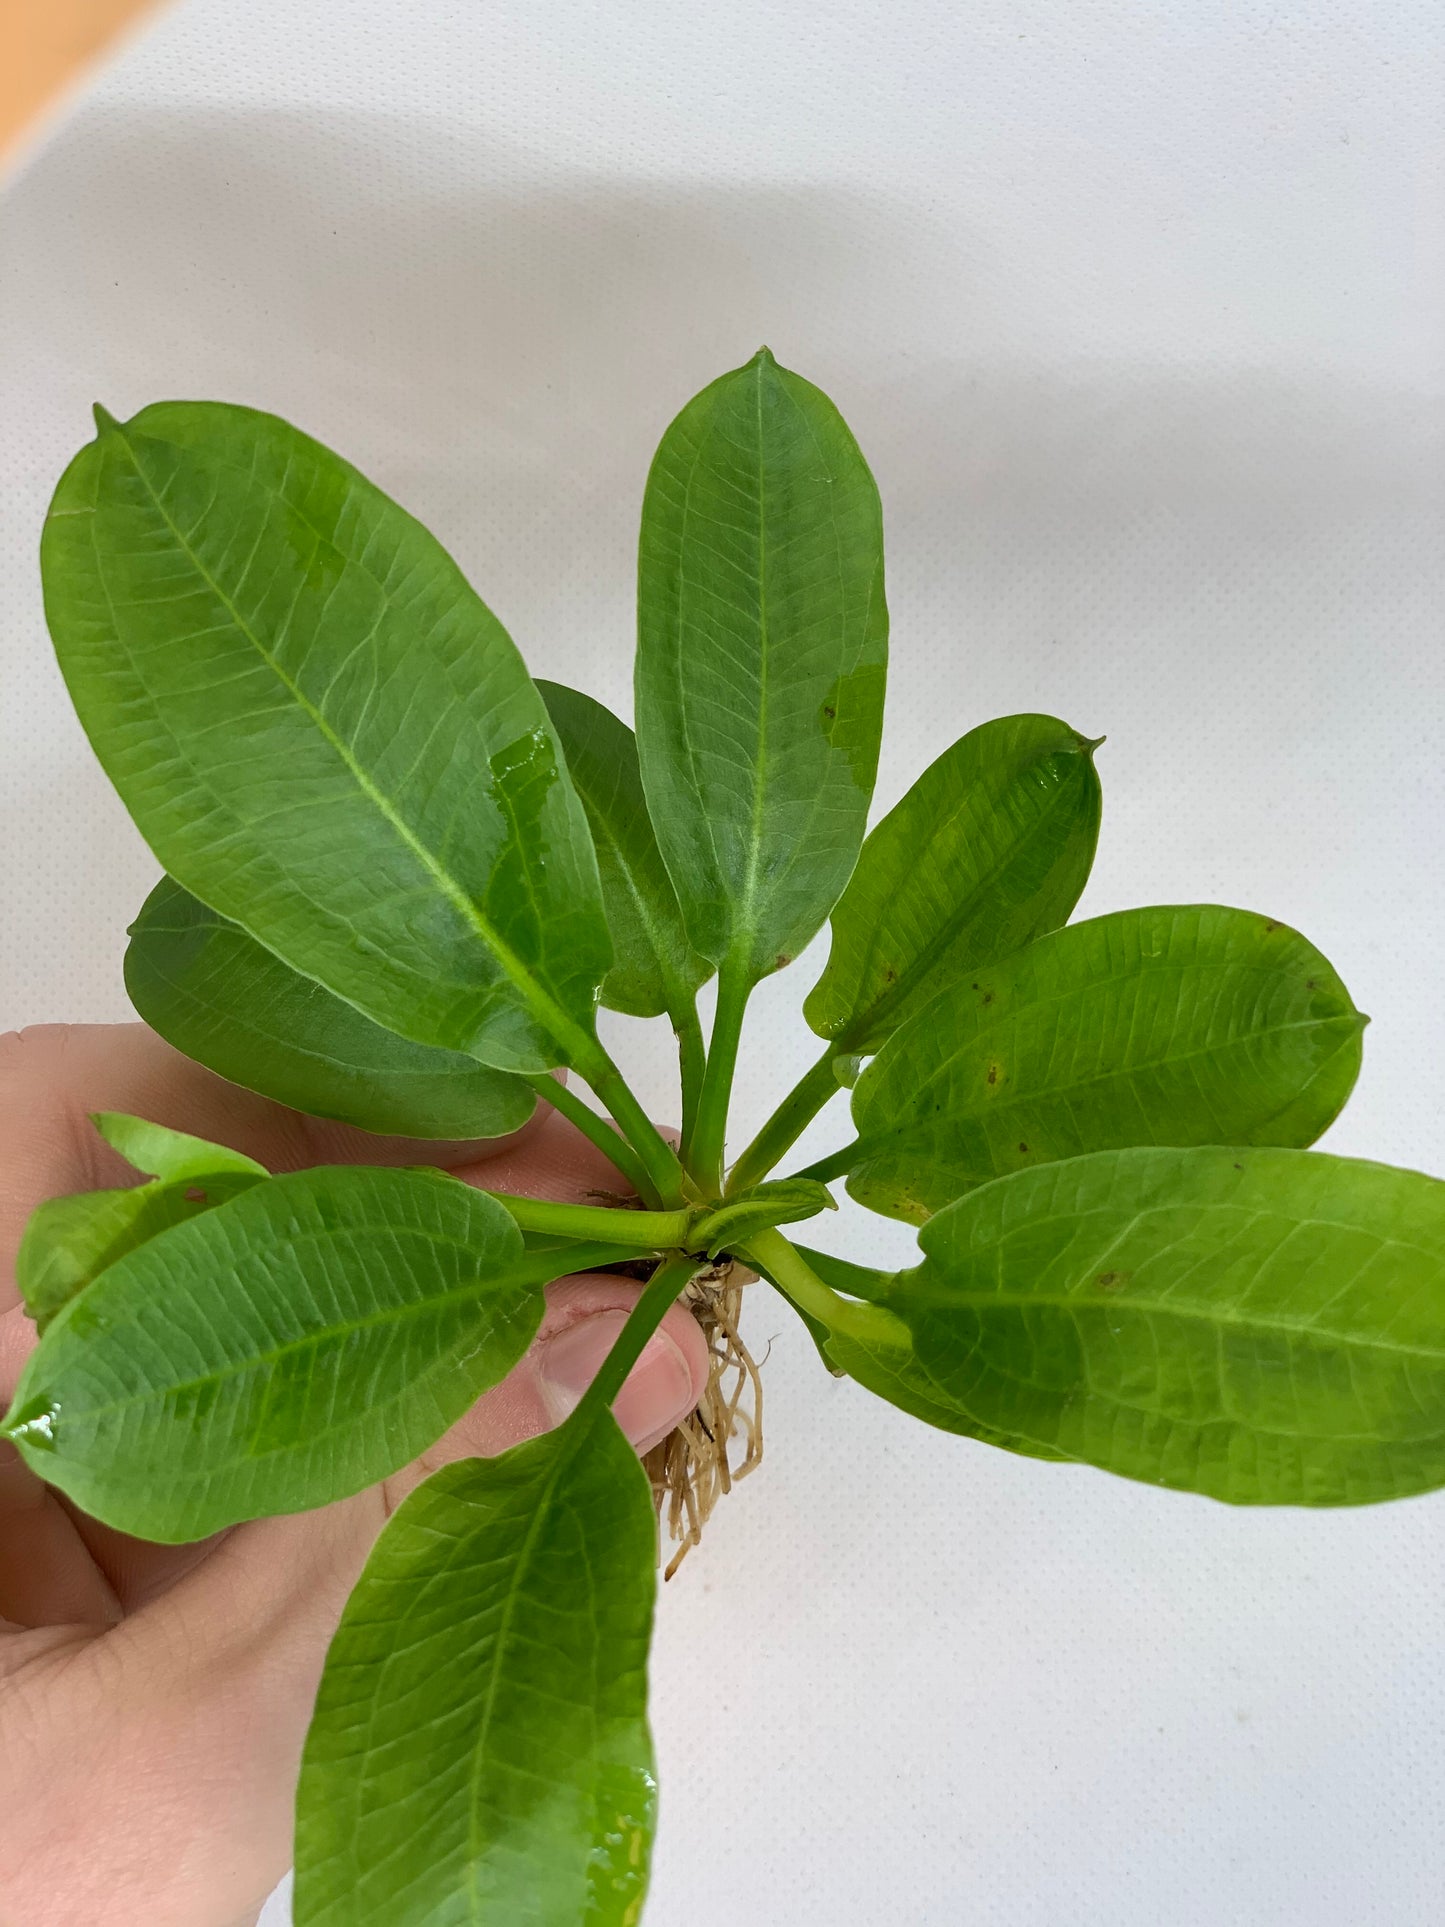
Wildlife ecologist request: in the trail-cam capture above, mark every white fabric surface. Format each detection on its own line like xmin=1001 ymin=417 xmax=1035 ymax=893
xmin=3 ymin=2 xmax=1443 ymax=1922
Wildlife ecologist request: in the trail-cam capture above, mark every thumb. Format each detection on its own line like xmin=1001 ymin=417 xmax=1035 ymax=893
xmin=382 ymin=1272 xmax=710 ymax=1508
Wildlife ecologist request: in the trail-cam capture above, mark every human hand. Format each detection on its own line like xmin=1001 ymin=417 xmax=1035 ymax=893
xmin=0 ymin=1023 xmax=707 ymax=1927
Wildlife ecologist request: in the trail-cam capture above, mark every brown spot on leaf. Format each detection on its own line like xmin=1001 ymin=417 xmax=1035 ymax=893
xmin=1264 ymin=920 xmax=1280 ymax=933
xmin=184 ymin=1186 xmax=207 ymax=1204
xmin=883 ymin=966 xmax=897 ymax=982
xmin=775 ymin=954 xmax=791 ymax=970
xmin=1018 ymin=1142 xmax=1029 ymax=1154
xmin=823 ymin=704 xmax=836 ymax=719
xmin=1306 ymin=978 xmax=1316 ymax=990
xmin=981 ymin=990 xmax=994 ymax=1006
xmin=986 ymin=1063 xmax=1000 ymax=1087
xmin=1095 ymin=1269 xmax=1130 ymax=1293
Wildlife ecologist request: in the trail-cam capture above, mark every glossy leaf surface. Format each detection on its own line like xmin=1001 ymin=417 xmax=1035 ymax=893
xmin=538 ymin=681 xmax=709 ymax=1019
xmin=805 ymin=714 xmax=1102 ymax=1055
xmin=879 ymin=1145 xmax=1445 ymax=1504
xmin=44 ymin=402 xmax=610 ymax=1072
xmin=2 ymin=1168 xmax=566 ymax=1540
xmin=847 ymin=905 xmax=1366 ymax=1222
xmin=126 ymin=877 xmax=536 ymax=1138
xmin=636 ymin=349 xmax=887 ymax=984
xmin=295 ymin=1408 xmax=657 ymax=1927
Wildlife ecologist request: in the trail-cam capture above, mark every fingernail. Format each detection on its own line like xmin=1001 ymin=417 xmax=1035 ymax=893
xmin=536 ymin=1313 xmax=694 ymax=1446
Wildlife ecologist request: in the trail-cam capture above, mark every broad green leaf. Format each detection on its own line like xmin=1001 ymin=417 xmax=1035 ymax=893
xmin=16 ymin=1168 xmax=262 ymax=1334
xmin=92 ymin=1110 xmax=268 ymax=1182
xmin=537 ymin=681 xmax=710 ymax=1019
xmin=636 ymin=349 xmax=888 ymax=985
xmin=126 ymin=877 xmax=536 ymax=1139
xmin=804 ymin=714 xmax=1102 ymax=1056
xmin=695 ymin=1178 xmax=835 ymax=1260
xmin=875 ymin=1145 xmax=1445 ymax=1505
xmin=845 ymin=905 xmax=1366 ymax=1223
xmin=1 ymin=1167 xmax=613 ymax=1540
xmin=44 ymin=402 xmax=611 ymax=1073
xmin=294 ymin=1407 xmax=657 ymax=1927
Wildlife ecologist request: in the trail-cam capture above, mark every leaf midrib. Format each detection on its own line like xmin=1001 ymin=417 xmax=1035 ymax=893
xmin=106 ymin=425 xmax=591 ymax=1067
xmin=898 ymin=1264 xmax=1445 ymax=1365
xmin=45 ymin=1237 xmax=523 ymax=1428
xmin=857 ymin=1013 xmax=1363 ymax=1151
xmin=465 ymin=1426 xmax=595 ymax=1918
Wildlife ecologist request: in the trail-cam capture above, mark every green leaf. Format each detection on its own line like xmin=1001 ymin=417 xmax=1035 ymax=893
xmin=636 ymin=349 xmax=888 ymax=986
xmin=804 ymin=714 xmax=1102 ymax=1056
xmin=0 ymin=1167 xmax=605 ymax=1540
xmin=92 ymin=1110 xmax=269 ymax=1182
xmin=537 ymin=681 xmax=710 ymax=1020
xmin=126 ymin=877 xmax=537 ymax=1139
xmin=294 ymin=1407 xmax=657 ymax=1927
xmin=844 ymin=905 xmax=1366 ymax=1222
xmin=44 ymin=402 xmax=611 ymax=1073
xmin=695 ymin=1178 xmax=835 ymax=1260
xmin=16 ymin=1169 xmax=263 ymax=1334
xmin=877 ymin=1145 xmax=1445 ymax=1504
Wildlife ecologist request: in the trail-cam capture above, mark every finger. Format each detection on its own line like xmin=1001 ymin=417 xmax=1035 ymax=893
xmin=0 ymin=1441 xmax=120 ymax=1628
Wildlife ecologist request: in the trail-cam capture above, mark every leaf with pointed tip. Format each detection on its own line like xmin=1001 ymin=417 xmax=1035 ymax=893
xmin=1 ymin=1167 xmax=622 ymax=1540
xmin=92 ymin=1110 xmax=268 ymax=1183
xmin=294 ymin=1407 xmax=657 ymax=1927
xmin=44 ymin=402 xmax=611 ymax=1072
xmin=126 ymin=877 xmax=536 ymax=1138
xmin=872 ymin=1145 xmax=1445 ymax=1504
xmin=804 ymin=714 xmax=1102 ymax=1057
xmin=16 ymin=1168 xmax=263 ymax=1334
xmin=636 ymin=349 xmax=888 ymax=987
xmin=537 ymin=681 xmax=710 ymax=1020
xmin=842 ymin=905 xmax=1366 ymax=1222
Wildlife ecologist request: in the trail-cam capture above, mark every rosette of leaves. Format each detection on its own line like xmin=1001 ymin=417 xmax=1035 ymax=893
xmin=7 ymin=350 xmax=1443 ymax=1924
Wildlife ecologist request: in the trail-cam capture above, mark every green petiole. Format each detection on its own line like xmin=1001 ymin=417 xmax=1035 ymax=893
xmin=573 ymin=1251 xmax=704 ymax=1421
xmin=740 ymin=1227 xmax=907 ymax=1347
xmin=489 ymin=1191 xmax=694 ymax=1250
xmin=688 ymin=966 xmax=751 ymax=1192
xmin=727 ymin=1045 xmax=847 ymax=1194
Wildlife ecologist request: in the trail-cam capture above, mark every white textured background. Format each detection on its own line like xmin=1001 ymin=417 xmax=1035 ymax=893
xmin=3 ymin=3 xmax=1444 ymax=1922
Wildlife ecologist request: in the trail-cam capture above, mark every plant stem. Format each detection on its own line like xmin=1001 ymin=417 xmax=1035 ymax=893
xmin=689 ymin=966 xmax=751 ymax=1193
xmin=489 ymin=1191 xmax=693 ymax=1249
xmin=575 ymin=1040 xmax=691 ymax=1209
xmin=727 ymin=1045 xmax=845 ymax=1194
xmin=740 ymin=1228 xmax=906 ymax=1346
xmin=524 ymin=1072 xmax=658 ymax=1203
xmin=674 ymin=997 xmax=708 ymax=1165
xmin=575 ymin=1251 xmax=703 ymax=1419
